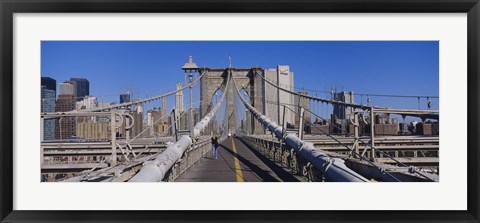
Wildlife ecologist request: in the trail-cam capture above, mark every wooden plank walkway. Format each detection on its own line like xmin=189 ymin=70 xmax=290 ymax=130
xmin=176 ymin=137 xmax=303 ymax=182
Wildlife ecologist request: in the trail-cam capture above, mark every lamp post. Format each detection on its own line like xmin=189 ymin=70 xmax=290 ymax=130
xmin=182 ymin=56 xmax=199 ymax=139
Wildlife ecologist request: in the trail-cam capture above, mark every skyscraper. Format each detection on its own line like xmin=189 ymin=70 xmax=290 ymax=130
xmin=76 ymin=96 xmax=98 ymax=123
xmin=149 ymin=108 xmax=169 ymax=135
xmin=41 ymin=86 xmax=56 ymax=140
xmin=295 ymin=88 xmax=311 ymax=126
xmin=69 ymin=78 xmax=90 ymax=101
xmin=174 ymin=82 xmax=187 ymax=131
xmin=59 ymin=82 xmax=74 ymax=95
xmin=161 ymin=97 xmax=169 ymax=125
xmin=76 ymin=96 xmax=98 ymax=110
xmin=175 ymin=81 xmax=184 ymax=113
xmin=162 ymin=97 xmax=167 ymax=114
xmin=41 ymin=77 xmax=56 ymax=96
xmin=120 ymin=93 xmax=131 ymax=103
xmin=264 ymin=65 xmax=295 ymax=125
xmin=333 ymin=91 xmax=354 ymax=120
xmin=56 ymin=82 xmax=76 ymax=139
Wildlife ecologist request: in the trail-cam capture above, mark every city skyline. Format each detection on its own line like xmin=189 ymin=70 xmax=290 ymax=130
xmin=41 ymin=41 xmax=439 ymax=113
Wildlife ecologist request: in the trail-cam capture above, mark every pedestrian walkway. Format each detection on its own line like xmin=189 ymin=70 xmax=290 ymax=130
xmin=176 ymin=137 xmax=303 ymax=182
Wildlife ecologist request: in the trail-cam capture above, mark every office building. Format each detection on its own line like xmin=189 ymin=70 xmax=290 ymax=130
xmin=55 ymin=94 xmax=76 ymax=139
xmin=76 ymin=122 xmax=109 ymax=140
xmin=333 ymin=91 xmax=354 ymax=120
xmin=131 ymin=110 xmax=144 ymax=138
xmin=175 ymin=81 xmax=184 ymax=131
xmin=56 ymin=81 xmax=76 ymax=139
xmin=77 ymin=105 xmax=144 ymax=140
xmin=69 ymin=78 xmax=90 ymax=101
xmin=59 ymin=82 xmax=74 ymax=95
xmin=41 ymin=77 xmax=56 ymax=96
xmin=148 ymin=108 xmax=170 ymax=136
xmin=179 ymin=111 xmax=189 ymax=131
xmin=75 ymin=96 xmax=98 ymax=123
xmin=416 ymin=122 xmax=439 ymax=135
xmin=264 ymin=65 xmax=295 ymax=125
xmin=162 ymin=97 xmax=167 ymax=116
xmin=41 ymin=86 xmax=56 ymax=140
xmin=120 ymin=93 xmax=131 ymax=103
xmin=98 ymin=102 xmax=111 ymax=109
xmin=135 ymin=101 xmax=144 ymax=114
xmin=76 ymin=96 xmax=98 ymax=110
xmin=175 ymin=81 xmax=184 ymax=113
xmin=294 ymin=88 xmax=312 ymax=126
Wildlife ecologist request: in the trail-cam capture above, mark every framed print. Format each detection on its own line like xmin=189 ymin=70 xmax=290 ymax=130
xmin=1 ymin=0 xmax=479 ymax=222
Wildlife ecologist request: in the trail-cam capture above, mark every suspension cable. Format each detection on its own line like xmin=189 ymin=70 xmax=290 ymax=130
xmin=291 ymin=85 xmax=439 ymax=99
xmin=233 ymin=76 xmax=369 ymax=182
xmin=260 ymin=99 xmax=403 ymax=181
xmin=258 ymin=96 xmax=436 ymax=181
xmin=70 ymin=71 xmax=206 ymax=113
xmin=256 ymin=71 xmax=439 ymax=120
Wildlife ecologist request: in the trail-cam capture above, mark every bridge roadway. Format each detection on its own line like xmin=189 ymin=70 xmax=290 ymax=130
xmin=175 ymin=137 xmax=304 ymax=182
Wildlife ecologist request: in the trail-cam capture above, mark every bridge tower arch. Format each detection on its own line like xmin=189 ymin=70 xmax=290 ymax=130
xmin=200 ymin=67 xmax=265 ymax=134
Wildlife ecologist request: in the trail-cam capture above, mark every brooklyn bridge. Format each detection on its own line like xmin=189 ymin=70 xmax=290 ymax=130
xmin=40 ymin=56 xmax=439 ymax=182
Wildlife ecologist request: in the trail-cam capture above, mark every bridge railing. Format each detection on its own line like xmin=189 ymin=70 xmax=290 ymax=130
xmin=239 ymin=135 xmax=438 ymax=182
xmin=252 ymin=71 xmax=438 ymax=181
xmin=128 ymin=72 xmax=231 ymax=182
xmin=232 ymin=75 xmax=368 ymax=182
xmin=240 ymin=91 xmax=437 ymax=182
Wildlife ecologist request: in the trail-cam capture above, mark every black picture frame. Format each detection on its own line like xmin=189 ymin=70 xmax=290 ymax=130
xmin=1 ymin=0 xmax=479 ymax=222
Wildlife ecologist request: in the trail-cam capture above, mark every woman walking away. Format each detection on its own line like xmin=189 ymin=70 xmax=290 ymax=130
xmin=211 ymin=132 xmax=219 ymax=159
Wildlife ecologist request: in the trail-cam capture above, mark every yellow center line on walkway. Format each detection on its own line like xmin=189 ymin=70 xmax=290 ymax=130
xmin=231 ymin=137 xmax=245 ymax=182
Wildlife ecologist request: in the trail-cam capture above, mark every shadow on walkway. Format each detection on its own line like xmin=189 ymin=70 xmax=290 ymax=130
xmin=220 ymin=138 xmax=300 ymax=182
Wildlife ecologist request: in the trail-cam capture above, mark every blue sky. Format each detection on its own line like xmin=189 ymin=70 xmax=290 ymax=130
xmin=41 ymin=41 xmax=439 ymax=122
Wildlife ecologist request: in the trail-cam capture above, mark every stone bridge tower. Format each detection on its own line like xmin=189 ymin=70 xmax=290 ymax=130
xmin=199 ymin=67 xmax=265 ymax=135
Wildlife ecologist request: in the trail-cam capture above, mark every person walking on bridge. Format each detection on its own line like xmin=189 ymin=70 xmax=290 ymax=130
xmin=211 ymin=132 xmax=219 ymax=159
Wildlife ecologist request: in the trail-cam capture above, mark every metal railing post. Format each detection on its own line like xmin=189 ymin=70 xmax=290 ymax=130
xmin=282 ymin=106 xmax=287 ymax=137
xmin=279 ymin=106 xmax=288 ymax=162
xmin=298 ymin=107 xmax=305 ymax=140
xmin=353 ymin=113 xmax=359 ymax=158
xmin=370 ymin=107 xmax=376 ymax=160
xmin=40 ymin=117 xmax=44 ymax=165
xmin=59 ymin=117 xmax=63 ymax=139
xmin=125 ymin=115 xmax=130 ymax=142
xmin=110 ymin=110 xmax=117 ymax=166
xmin=172 ymin=109 xmax=178 ymax=141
